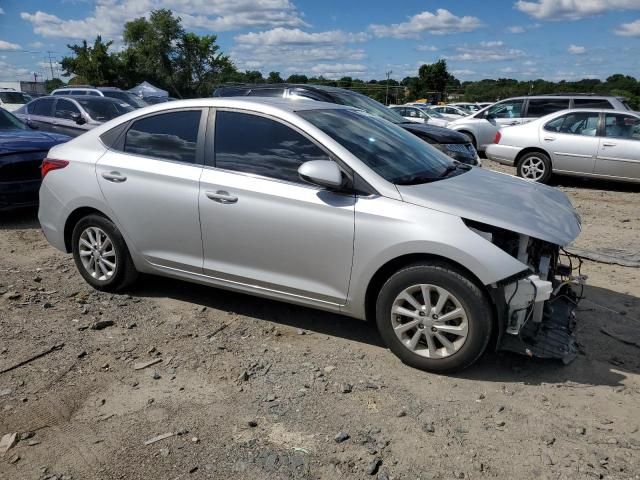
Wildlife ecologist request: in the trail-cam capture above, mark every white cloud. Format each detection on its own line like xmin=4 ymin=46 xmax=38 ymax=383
xmin=21 ymin=0 xmax=306 ymax=39
xmin=515 ymin=0 xmax=640 ymax=20
xmin=231 ymin=26 xmax=369 ymax=77
xmin=0 ymin=40 xmax=21 ymax=50
xmin=451 ymin=69 xmax=475 ymax=76
xmin=29 ymin=41 xmax=45 ymax=48
xmin=508 ymin=25 xmax=526 ymax=33
xmin=0 ymin=7 xmax=5 ymax=14
xmin=567 ymin=44 xmax=586 ymax=54
xmin=448 ymin=41 xmax=526 ymax=62
xmin=369 ymin=9 xmax=483 ymax=39
xmin=616 ymin=18 xmax=640 ymax=36
xmin=0 ymin=60 xmax=31 ymax=80
xmin=416 ymin=44 xmax=438 ymax=52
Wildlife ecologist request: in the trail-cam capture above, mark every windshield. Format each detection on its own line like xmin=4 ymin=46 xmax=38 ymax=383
xmin=331 ymin=91 xmax=406 ymax=124
xmin=418 ymin=107 xmax=444 ymax=118
xmin=0 ymin=108 xmax=26 ymax=130
xmin=102 ymin=90 xmax=148 ymax=108
xmin=0 ymin=92 xmax=28 ymax=104
xmin=77 ymin=98 xmax=134 ymax=122
xmin=299 ymin=108 xmax=459 ymax=184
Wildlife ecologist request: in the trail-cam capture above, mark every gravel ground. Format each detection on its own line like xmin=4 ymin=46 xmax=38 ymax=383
xmin=1 ymin=161 xmax=639 ymax=480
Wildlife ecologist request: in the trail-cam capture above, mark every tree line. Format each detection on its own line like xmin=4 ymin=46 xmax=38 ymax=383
xmin=56 ymin=9 xmax=640 ymax=109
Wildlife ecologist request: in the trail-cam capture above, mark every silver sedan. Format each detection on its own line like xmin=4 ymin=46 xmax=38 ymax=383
xmin=486 ymin=109 xmax=640 ymax=184
xmin=39 ymin=98 xmax=582 ymax=372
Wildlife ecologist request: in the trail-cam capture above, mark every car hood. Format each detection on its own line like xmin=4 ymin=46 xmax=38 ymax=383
xmin=400 ymin=122 xmax=469 ymax=144
xmin=397 ymin=167 xmax=581 ymax=246
xmin=0 ymin=129 xmax=71 ymax=155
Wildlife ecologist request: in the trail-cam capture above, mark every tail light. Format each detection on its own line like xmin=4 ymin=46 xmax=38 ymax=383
xmin=493 ymin=131 xmax=502 ymax=144
xmin=41 ymin=158 xmax=69 ymax=178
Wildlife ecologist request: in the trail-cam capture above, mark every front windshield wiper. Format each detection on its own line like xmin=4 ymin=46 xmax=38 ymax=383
xmin=392 ymin=173 xmax=441 ymax=185
xmin=439 ymin=164 xmax=458 ymax=177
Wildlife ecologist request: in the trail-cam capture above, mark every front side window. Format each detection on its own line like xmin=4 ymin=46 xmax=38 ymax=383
xmin=298 ymin=108 xmax=456 ymax=185
xmin=604 ymin=113 xmax=640 ymax=140
xmin=30 ymin=98 xmax=55 ymax=116
xmin=124 ymin=110 xmax=201 ymax=163
xmin=487 ymin=100 xmax=524 ymax=119
xmin=214 ymin=111 xmax=330 ymax=184
xmin=54 ymin=99 xmax=81 ymax=121
xmin=407 ymin=108 xmax=418 ymax=118
xmin=527 ymin=99 xmax=570 ymax=118
xmin=544 ymin=112 xmax=600 ymax=136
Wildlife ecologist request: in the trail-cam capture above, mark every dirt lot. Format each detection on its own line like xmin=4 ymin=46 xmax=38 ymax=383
xmin=1 ymin=161 xmax=639 ymax=480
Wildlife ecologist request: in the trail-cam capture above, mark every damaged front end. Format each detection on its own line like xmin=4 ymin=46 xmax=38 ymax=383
xmin=466 ymin=220 xmax=586 ymax=364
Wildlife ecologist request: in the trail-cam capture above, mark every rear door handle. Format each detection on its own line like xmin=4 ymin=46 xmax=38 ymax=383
xmin=206 ymin=190 xmax=238 ymax=204
xmin=602 ymin=142 xmax=616 ymax=147
xmin=506 ymin=121 xmax=519 ymax=125
xmin=543 ymin=136 xmax=556 ymax=141
xmin=101 ymin=171 xmax=127 ymax=183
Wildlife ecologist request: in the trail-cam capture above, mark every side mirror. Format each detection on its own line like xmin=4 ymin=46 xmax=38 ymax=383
xmin=26 ymin=120 xmax=39 ymax=130
xmin=71 ymin=112 xmax=86 ymax=125
xmin=298 ymin=160 xmax=344 ymax=190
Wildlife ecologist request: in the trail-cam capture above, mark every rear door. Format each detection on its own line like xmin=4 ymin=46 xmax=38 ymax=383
xmin=541 ymin=111 xmax=600 ymax=174
xmin=96 ymin=108 xmax=206 ymax=272
xmin=25 ymin=98 xmax=56 ymax=132
xmin=198 ymin=109 xmax=355 ymax=306
xmin=595 ymin=113 xmax=640 ymax=181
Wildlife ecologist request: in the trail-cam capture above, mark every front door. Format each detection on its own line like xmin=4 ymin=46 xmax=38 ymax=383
xmin=52 ymin=98 xmax=86 ymax=137
xmin=541 ymin=111 xmax=600 ymax=174
xmin=595 ymin=113 xmax=640 ymax=181
xmin=199 ymin=110 xmax=355 ymax=306
xmin=96 ymin=109 xmax=206 ymax=272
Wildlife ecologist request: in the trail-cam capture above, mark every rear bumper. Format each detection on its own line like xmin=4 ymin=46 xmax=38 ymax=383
xmin=0 ymin=179 xmax=40 ymax=210
xmin=485 ymin=144 xmax=521 ymax=165
xmin=38 ymin=181 xmax=67 ymax=252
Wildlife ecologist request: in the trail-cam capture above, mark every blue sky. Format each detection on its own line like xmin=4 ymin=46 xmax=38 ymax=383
xmin=1 ymin=0 xmax=639 ymax=82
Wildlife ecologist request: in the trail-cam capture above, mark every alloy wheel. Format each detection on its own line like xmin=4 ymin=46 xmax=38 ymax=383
xmin=520 ymin=156 xmax=546 ymax=181
xmin=391 ymin=284 xmax=469 ymax=358
xmin=78 ymin=226 xmax=117 ymax=281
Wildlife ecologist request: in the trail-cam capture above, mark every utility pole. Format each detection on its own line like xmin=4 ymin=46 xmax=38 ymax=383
xmin=33 ymin=72 xmax=39 ymax=83
xmin=385 ymin=70 xmax=393 ymax=105
xmin=47 ymin=51 xmax=55 ymax=79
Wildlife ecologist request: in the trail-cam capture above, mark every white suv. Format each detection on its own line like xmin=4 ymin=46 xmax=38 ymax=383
xmin=51 ymin=87 xmax=147 ymax=109
xmin=0 ymin=88 xmax=31 ymax=112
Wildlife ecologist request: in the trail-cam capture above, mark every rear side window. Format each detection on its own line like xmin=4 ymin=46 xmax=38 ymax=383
xmin=70 ymin=90 xmax=86 ymax=95
xmin=214 ymin=111 xmax=329 ymax=184
xmin=124 ymin=110 xmax=202 ymax=163
xmin=487 ymin=100 xmax=524 ymax=119
xmin=526 ymin=99 xmax=570 ymax=118
xmin=604 ymin=113 xmax=640 ymax=140
xmin=544 ymin=112 xmax=600 ymax=136
xmin=30 ymin=98 xmax=55 ymax=116
xmin=573 ymin=99 xmax=614 ymax=109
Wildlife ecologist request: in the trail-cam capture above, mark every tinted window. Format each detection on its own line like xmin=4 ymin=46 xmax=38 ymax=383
xmin=54 ymin=99 xmax=81 ymax=120
xmin=30 ymin=98 xmax=55 ymax=116
xmin=124 ymin=110 xmax=201 ymax=163
xmin=52 ymin=91 xmax=65 ymax=95
xmin=573 ymin=99 xmax=613 ymax=109
xmin=406 ymin=108 xmax=419 ymax=118
xmin=604 ymin=113 xmax=640 ymax=140
xmin=299 ymin=109 xmax=456 ymax=184
xmin=0 ymin=92 xmax=28 ymax=104
xmin=71 ymin=90 xmax=87 ymax=95
xmin=247 ymin=88 xmax=284 ymax=97
xmin=214 ymin=111 xmax=329 ymax=183
xmin=289 ymin=88 xmax=326 ymax=101
xmin=544 ymin=112 xmax=599 ymax=136
xmin=77 ymin=98 xmax=133 ymax=121
xmin=102 ymin=91 xmax=147 ymax=108
xmin=526 ymin=98 xmax=570 ymax=118
xmin=487 ymin=100 xmax=524 ymax=119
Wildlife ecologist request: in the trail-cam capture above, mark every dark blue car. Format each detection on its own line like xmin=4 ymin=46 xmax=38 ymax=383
xmin=0 ymin=108 xmax=70 ymax=210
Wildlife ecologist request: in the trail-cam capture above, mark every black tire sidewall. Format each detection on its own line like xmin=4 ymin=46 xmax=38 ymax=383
xmin=517 ymin=152 xmax=552 ymax=184
xmin=71 ymin=214 xmax=130 ymax=291
xmin=375 ymin=264 xmax=492 ymax=373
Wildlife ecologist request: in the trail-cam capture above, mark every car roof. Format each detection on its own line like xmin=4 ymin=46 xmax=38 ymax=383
xmin=216 ymin=83 xmax=364 ymax=95
xmin=178 ymin=97 xmax=352 ymax=112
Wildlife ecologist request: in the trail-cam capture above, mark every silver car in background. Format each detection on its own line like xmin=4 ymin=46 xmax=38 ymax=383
xmin=389 ymin=105 xmax=449 ymax=127
xmin=486 ymin=109 xmax=640 ymax=184
xmin=38 ymin=98 xmax=582 ymax=372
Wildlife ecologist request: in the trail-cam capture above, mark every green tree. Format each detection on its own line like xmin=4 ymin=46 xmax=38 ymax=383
xmin=45 ymin=78 xmax=65 ymax=92
xmin=286 ymin=74 xmax=308 ymax=83
xmin=60 ymin=36 xmax=123 ymax=86
xmin=267 ymin=71 xmax=284 ymax=83
xmin=244 ymin=70 xmax=265 ymax=83
xmin=418 ymin=59 xmax=450 ymax=99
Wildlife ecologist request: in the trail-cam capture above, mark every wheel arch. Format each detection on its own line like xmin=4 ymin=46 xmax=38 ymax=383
xmin=514 ymin=147 xmax=552 ymax=168
xmin=63 ymin=206 xmax=111 ymax=253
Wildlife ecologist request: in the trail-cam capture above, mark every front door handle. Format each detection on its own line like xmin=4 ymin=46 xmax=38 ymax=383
xmin=602 ymin=142 xmax=616 ymax=147
xmin=101 ymin=171 xmax=127 ymax=183
xmin=543 ymin=136 xmax=556 ymax=141
xmin=206 ymin=190 xmax=238 ymax=204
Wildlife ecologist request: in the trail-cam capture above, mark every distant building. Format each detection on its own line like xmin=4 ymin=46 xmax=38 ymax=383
xmin=0 ymin=81 xmax=47 ymax=95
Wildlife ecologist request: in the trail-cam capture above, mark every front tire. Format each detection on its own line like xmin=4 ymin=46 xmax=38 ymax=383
xmin=375 ymin=262 xmax=492 ymax=373
xmin=517 ymin=152 xmax=552 ymax=183
xmin=71 ymin=214 xmax=138 ymax=292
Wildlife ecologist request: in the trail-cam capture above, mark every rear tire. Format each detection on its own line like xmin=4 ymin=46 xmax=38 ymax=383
xmin=375 ymin=262 xmax=492 ymax=373
xmin=71 ymin=214 xmax=138 ymax=292
xmin=517 ymin=152 xmax=552 ymax=184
